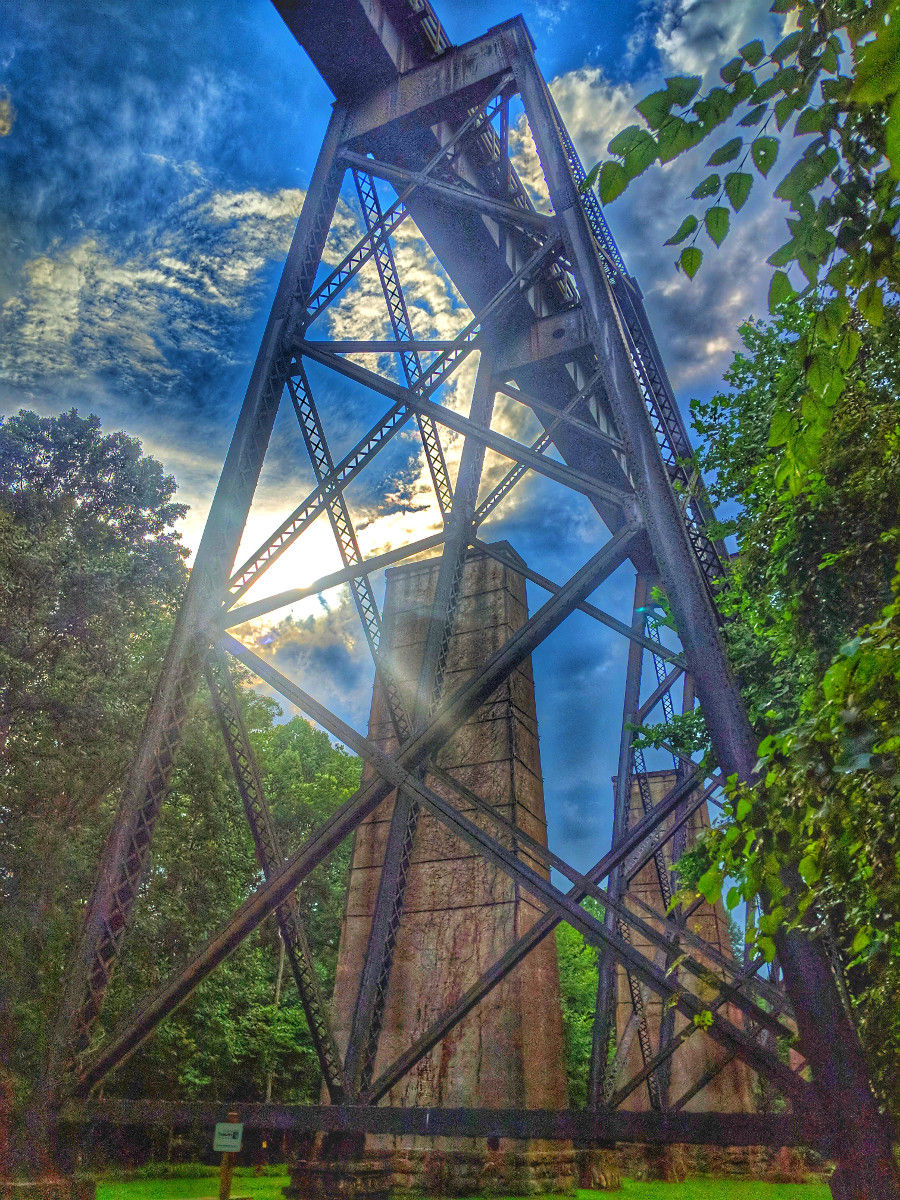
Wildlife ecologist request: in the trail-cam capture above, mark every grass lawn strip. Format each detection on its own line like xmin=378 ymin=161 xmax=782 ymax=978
xmin=95 ymin=1178 xmax=830 ymax=1200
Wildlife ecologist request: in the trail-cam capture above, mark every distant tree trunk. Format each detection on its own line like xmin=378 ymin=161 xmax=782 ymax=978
xmin=265 ymin=933 xmax=286 ymax=1105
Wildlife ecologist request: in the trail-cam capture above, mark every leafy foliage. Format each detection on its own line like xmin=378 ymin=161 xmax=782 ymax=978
xmin=673 ymin=301 xmax=900 ymax=1108
xmin=0 ymin=410 xmax=361 ymax=1124
xmin=700 ymin=575 xmax=900 ymax=1110
xmin=590 ymin=0 xmax=900 ymax=492
xmin=555 ymin=897 xmax=602 ymax=1108
xmin=692 ymin=299 xmax=900 ymax=730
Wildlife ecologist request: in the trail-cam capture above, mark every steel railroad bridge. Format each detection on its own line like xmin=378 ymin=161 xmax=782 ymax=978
xmin=46 ymin=2 xmax=898 ymax=1197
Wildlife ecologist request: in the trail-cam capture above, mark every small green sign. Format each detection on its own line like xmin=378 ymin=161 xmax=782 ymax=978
xmin=213 ymin=1122 xmax=243 ymax=1153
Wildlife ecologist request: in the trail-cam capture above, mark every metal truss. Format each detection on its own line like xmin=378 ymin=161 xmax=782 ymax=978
xmin=46 ymin=7 xmax=897 ymax=1197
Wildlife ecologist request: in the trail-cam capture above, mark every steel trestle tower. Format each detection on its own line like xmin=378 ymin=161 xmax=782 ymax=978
xmin=46 ymin=5 xmax=898 ymax=1198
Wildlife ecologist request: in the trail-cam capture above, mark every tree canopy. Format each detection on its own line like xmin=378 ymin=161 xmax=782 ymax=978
xmin=0 ymin=410 xmax=360 ymax=1145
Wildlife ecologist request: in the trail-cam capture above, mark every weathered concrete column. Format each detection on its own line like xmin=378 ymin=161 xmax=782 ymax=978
xmin=613 ymin=769 xmax=755 ymax=1116
xmin=291 ymin=544 xmax=574 ymax=1198
xmin=611 ymin=769 xmax=778 ymax=1183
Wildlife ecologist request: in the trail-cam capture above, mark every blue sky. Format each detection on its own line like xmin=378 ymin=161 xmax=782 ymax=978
xmin=0 ymin=0 xmax=786 ymax=871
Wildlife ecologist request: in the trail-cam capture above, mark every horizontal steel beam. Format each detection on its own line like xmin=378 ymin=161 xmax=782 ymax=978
xmin=296 ymin=342 xmax=633 ymax=513
xmin=223 ymin=532 xmax=446 ymax=628
xmin=495 ymin=307 xmax=591 ymax=373
xmin=61 ymin=1099 xmax=818 ymax=1148
xmin=303 ymin=339 xmax=456 ymax=354
xmin=408 ymin=392 xmax=633 ymax=511
xmin=341 ymin=28 xmax=513 ymax=141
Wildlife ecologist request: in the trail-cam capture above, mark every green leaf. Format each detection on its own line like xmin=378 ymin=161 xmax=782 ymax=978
xmin=850 ymin=24 xmax=900 ymax=104
xmin=807 ymin=353 xmax=839 ymax=398
xmin=774 ymin=93 xmax=797 ymax=129
xmin=887 ymin=90 xmax=900 ymax=180
xmin=656 ymin=117 xmax=703 ymax=163
xmin=665 ymin=74 xmax=702 ymax=106
xmin=837 ymin=327 xmax=862 ymax=370
xmin=739 ymin=103 xmax=767 ymax=127
xmin=767 ymin=239 xmax=797 ymax=267
xmin=751 ymin=135 xmax=779 ymax=176
xmin=720 ymin=57 xmax=743 ymax=84
xmin=768 ymin=405 xmax=792 ymax=447
xmin=664 ymin=214 xmax=699 ymax=245
xmin=579 ymin=162 xmax=600 ymax=192
xmin=798 ymin=854 xmax=821 ymax=885
xmin=768 ymin=270 xmax=795 ymax=312
xmin=598 ymin=160 xmax=628 ymax=204
xmin=608 ymin=124 xmax=658 ymax=177
xmin=771 ymin=30 xmax=802 ymax=62
xmin=739 ymin=39 xmax=765 ymax=67
xmin=695 ymin=87 xmax=738 ymax=129
xmin=821 ymin=36 xmax=840 ymax=75
xmin=726 ymin=886 xmax=742 ymax=909
xmin=757 ymin=934 xmax=777 ymax=963
xmin=795 ymin=106 xmax=822 ymax=135
xmin=697 ymin=867 xmax=722 ymax=904
xmin=733 ymin=71 xmax=756 ymax=103
xmin=691 ymin=173 xmax=720 ymax=199
xmin=736 ymin=795 xmax=753 ymax=821
xmin=724 ymin=171 xmax=752 ymax=210
xmin=636 ymin=89 xmax=672 ymax=130
xmin=707 ymin=137 xmax=742 ymax=166
xmin=851 ymin=927 xmax=872 ymax=954
xmin=705 ymin=205 xmax=730 ymax=246
xmin=680 ymin=246 xmax=703 ymax=278
xmin=859 ymin=282 xmax=884 ymax=327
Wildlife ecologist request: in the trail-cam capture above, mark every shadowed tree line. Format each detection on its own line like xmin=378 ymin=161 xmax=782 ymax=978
xmin=0 ymin=410 xmax=362 ymax=1164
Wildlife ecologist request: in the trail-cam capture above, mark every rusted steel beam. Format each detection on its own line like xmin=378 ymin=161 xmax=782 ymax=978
xmin=339 ymin=28 xmax=514 ymax=142
xmin=61 ymin=1099 xmax=819 ymax=1149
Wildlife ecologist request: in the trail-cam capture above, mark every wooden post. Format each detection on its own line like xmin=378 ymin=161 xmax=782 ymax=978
xmin=218 ymin=1109 xmax=239 ymax=1200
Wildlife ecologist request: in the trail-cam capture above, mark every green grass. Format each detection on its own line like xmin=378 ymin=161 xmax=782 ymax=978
xmin=95 ymin=1178 xmax=830 ymax=1200
xmin=96 ymin=1176 xmax=290 ymax=1200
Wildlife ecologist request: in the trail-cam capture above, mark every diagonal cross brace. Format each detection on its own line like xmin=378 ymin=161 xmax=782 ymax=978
xmin=73 ymin=532 xmax=637 ymax=1095
xmin=351 ymin=167 xmax=453 ymax=516
xmin=204 ymin=650 xmax=346 ymax=1102
xmin=221 ymin=637 xmax=808 ymax=1106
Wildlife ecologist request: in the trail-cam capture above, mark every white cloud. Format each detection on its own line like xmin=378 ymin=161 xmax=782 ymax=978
xmin=0 ymin=186 xmax=306 ymax=393
xmin=654 ymin=0 xmax=776 ymax=82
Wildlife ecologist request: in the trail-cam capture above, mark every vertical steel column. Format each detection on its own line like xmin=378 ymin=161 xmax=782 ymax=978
xmin=589 ymin=574 xmax=647 ymax=1109
xmin=45 ymin=104 xmax=350 ymax=1102
xmin=511 ymin=29 xmax=898 ymax=1197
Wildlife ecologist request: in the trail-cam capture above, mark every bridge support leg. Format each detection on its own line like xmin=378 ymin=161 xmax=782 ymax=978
xmin=508 ymin=25 xmax=898 ymax=1200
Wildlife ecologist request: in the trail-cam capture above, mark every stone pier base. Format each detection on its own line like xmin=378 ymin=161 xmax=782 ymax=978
xmin=286 ymin=1141 xmax=577 ymax=1198
xmin=0 ymin=1182 xmax=96 ymax=1200
xmin=614 ymin=1142 xmax=814 ymax=1183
